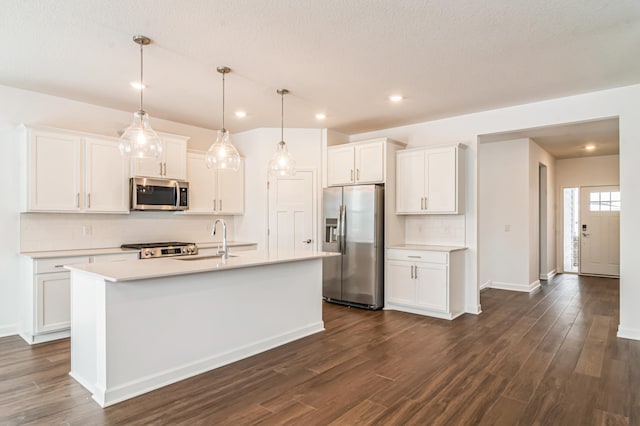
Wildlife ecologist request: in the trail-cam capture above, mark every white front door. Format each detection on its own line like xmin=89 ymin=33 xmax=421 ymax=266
xmin=268 ymin=170 xmax=315 ymax=253
xmin=579 ymin=185 xmax=620 ymax=276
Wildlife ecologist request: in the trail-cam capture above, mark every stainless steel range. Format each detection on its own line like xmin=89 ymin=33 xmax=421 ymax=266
xmin=121 ymin=242 xmax=199 ymax=259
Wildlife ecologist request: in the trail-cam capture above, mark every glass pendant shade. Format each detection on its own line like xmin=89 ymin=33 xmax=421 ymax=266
xmin=206 ymin=66 xmax=241 ymax=171
xmin=269 ymin=88 xmax=296 ymax=176
xmin=119 ymin=110 xmax=163 ymax=158
xmin=206 ymin=129 xmax=241 ymax=171
xmin=120 ymin=35 xmax=162 ymax=159
xmin=269 ymin=141 xmax=296 ymax=176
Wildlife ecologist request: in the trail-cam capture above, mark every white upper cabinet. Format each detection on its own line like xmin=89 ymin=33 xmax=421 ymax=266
xmin=25 ymin=129 xmax=83 ymax=212
xmin=186 ymin=152 xmax=244 ymax=215
xmin=327 ymin=145 xmax=355 ymax=185
xmin=21 ymin=126 xmax=130 ymax=213
xmin=84 ymin=137 xmax=130 ymax=213
xmin=133 ymin=133 xmax=188 ymax=180
xmin=327 ymin=139 xmax=387 ymax=186
xmin=396 ymin=145 xmax=464 ymax=214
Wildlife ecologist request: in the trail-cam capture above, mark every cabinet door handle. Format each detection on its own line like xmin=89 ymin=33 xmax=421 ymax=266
xmin=164 ymin=163 xmax=167 ymax=176
xmin=424 ymin=196 xmax=428 ymax=210
xmin=357 ymin=168 xmax=360 ymax=180
xmin=219 ymin=200 xmax=222 ymax=211
xmin=420 ymin=197 xmax=424 ymax=210
xmin=408 ymin=255 xmax=421 ymax=258
xmin=87 ymin=193 xmax=91 ymax=208
xmin=76 ymin=193 xmax=80 ymax=208
xmin=410 ymin=265 xmax=414 ymax=279
xmin=350 ymin=169 xmax=354 ymax=182
xmin=414 ymin=265 xmax=418 ymax=279
xmin=213 ymin=199 xmax=217 ymax=211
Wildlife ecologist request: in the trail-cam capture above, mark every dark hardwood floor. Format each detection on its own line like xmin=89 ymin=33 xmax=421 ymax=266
xmin=1 ymin=274 xmax=637 ymax=425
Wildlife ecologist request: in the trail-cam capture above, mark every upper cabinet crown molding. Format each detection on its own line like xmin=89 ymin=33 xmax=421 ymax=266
xmin=327 ymin=138 xmax=406 ymax=186
xmin=395 ymin=143 xmax=465 ymax=215
xmin=19 ymin=124 xmax=130 ymax=214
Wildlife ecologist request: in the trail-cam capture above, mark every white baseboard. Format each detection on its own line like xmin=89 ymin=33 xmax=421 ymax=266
xmin=0 ymin=324 xmax=19 ymax=338
xmin=90 ymin=322 xmax=325 ymax=408
xmin=479 ymin=280 xmax=491 ymax=291
xmin=617 ymin=325 xmax=640 ymax=341
xmin=540 ymin=269 xmax=557 ymax=281
xmin=19 ymin=329 xmax=70 ymax=345
xmin=489 ymin=280 xmax=541 ymax=293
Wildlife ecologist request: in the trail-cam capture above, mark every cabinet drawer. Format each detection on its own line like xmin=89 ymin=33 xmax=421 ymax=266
xmin=35 ymin=256 xmax=91 ymax=274
xmin=386 ymin=249 xmax=447 ymax=264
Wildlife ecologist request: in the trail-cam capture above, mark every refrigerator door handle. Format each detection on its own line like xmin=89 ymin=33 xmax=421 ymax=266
xmin=340 ymin=204 xmax=347 ymax=254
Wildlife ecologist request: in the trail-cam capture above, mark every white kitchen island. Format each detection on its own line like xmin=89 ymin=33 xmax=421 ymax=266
xmin=65 ymin=250 xmax=337 ymax=407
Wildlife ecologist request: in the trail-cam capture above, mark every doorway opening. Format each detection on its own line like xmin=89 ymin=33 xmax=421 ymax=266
xmin=563 ymin=187 xmax=580 ymax=273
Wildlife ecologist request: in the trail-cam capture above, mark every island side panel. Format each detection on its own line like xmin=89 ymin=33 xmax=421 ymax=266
xmin=99 ymin=258 xmax=323 ymax=407
xmin=69 ymin=273 xmax=103 ymax=394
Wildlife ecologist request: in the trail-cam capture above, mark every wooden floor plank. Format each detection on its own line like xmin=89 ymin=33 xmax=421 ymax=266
xmin=575 ymin=315 xmax=611 ymax=377
xmin=0 ymin=274 xmax=638 ymax=425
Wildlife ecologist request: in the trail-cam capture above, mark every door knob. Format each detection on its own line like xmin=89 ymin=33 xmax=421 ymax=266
xmin=302 ymin=239 xmax=312 ymax=244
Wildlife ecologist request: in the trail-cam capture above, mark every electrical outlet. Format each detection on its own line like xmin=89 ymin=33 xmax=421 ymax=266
xmin=82 ymin=225 xmax=92 ymax=236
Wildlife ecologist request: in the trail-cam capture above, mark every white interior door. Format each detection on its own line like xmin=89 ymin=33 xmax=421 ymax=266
xmin=579 ymin=185 xmax=620 ymax=276
xmin=268 ymin=170 xmax=315 ymax=253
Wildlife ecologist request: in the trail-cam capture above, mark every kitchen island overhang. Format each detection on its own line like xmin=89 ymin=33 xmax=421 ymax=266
xmin=65 ymin=250 xmax=338 ymax=408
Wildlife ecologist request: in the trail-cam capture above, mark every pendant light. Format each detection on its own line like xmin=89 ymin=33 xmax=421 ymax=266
xmin=119 ymin=35 xmax=163 ymax=159
xmin=205 ymin=67 xmax=241 ymax=171
xmin=268 ymin=89 xmax=296 ymax=176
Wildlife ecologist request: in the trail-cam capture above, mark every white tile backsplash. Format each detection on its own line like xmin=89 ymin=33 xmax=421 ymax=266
xmin=404 ymin=215 xmax=466 ymax=246
xmin=20 ymin=212 xmax=235 ymax=252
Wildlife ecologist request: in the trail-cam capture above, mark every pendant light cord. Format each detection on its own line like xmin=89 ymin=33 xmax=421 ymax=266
xmin=139 ymin=40 xmax=144 ymax=113
xmin=281 ymin=91 xmax=284 ymax=142
xmin=221 ymin=71 xmax=226 ymax=131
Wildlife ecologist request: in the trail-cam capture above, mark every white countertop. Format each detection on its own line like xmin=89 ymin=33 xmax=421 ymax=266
xmin=65 ymin=250 xmax=339 ymax=282
xmin=20 ymin=241 xmax=257 ymax=259
xmin=387 ymin=244 xmax=467 ymax=252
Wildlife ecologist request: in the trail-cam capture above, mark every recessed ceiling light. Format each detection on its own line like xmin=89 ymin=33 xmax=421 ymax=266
xmin=315 ymin=113 xmax=326 ymax=120
xmin=389 ymin=95 xmax=403 ymax=102
xmin=235 ymin=111 xmax=247 ymax=118
xmin=130 ymin=81 xmax=146 ymax=90
xmin=585 ymin=144 xmax=596 ymax=151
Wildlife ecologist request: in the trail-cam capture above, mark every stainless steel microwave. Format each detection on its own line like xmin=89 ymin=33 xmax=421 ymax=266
xmin=130 ymin=177 xmax=189 ymax=211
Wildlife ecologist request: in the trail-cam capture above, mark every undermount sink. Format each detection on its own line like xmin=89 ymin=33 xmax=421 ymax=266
xmin=175 ymin=254 xmax=238 ymax=261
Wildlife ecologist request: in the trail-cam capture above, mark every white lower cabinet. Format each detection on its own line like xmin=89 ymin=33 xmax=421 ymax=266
xmin=21 ymin=252 xmax=139 ymax=344
xmin=36 ymin=272 xmax=73 ymax=334
xmin=385 ymin=248 xmax=465 ymax=320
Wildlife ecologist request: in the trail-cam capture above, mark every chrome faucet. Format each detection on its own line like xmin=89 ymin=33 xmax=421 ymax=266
xmin=212 ymin=218 xmax=228 ymax=259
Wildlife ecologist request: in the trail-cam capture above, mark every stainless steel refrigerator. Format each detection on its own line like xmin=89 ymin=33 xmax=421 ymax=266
xmin=322 ymin=184 xmax=384 ymax=309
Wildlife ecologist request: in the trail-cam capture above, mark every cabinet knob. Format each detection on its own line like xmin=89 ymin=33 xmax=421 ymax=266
xmin=302 ymin=239 xmax=312 ymax=244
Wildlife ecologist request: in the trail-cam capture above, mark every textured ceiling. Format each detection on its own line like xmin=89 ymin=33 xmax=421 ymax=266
xmin=1 ymin=0 xmax=639 ymax=135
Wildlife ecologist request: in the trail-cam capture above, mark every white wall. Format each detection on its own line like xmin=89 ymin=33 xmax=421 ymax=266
xmin=349 ymin=84 xmax=640 ymax=336
xmin=232 ymin=128 xmax=324 ymax=250
xmin=478 ymin=139 xmax=530 ymax=289
xmin=555 ymin=155 xmax=619 ymax=272
xmin=529 ymin=140 xmax=556 ymax=283
xmin=0 ymin=85 xmax=235 ymax=336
